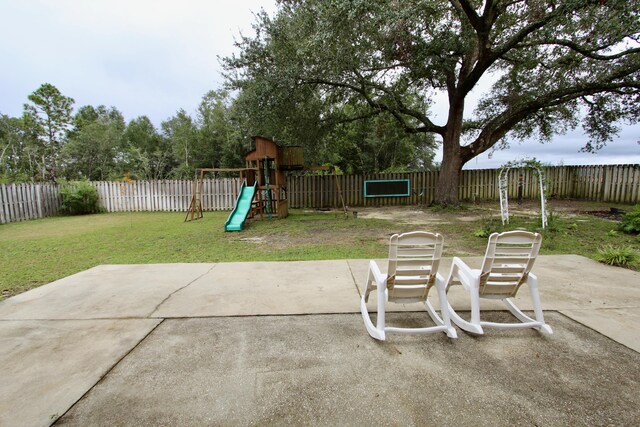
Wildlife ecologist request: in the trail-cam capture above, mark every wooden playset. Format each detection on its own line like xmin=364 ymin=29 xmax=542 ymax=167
xmin=185 ymin=136 xmax=344 ymax=230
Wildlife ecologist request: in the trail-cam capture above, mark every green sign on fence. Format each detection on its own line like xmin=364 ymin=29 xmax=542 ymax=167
xmin=364 ymin=179 xmax=411 ymax=198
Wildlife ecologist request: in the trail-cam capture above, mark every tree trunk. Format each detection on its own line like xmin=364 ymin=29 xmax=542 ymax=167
xmin=434 ymin=99 xmax=465 ymax=206
xmin=434 ymin=139 xmax=464 ymax=206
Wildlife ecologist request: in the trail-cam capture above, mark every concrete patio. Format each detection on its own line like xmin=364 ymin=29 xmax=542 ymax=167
xmin=0 ymin=255 xmax=639 ymax=426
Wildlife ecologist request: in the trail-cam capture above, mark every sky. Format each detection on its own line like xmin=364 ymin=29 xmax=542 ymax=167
xmin=1 ymin=0 xmax=638 ymax=170
xmin=0 ymin=0 xmax=276 ymax=125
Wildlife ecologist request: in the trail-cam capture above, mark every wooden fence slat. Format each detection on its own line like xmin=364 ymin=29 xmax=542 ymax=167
xmin=42 ymin=184 xmax=50 ymax=216
xmin=9 ymin=184 xmax=17 ymax=222
xmin=172 ymin=180 xmax=178 ymax=212
xmin=19 ymin=184 xmax=27 ymax=221
xmin=622 ymin=165 xmax=631 ymax=203
xmin=40 ymin=184 xmax=48 ymax=217
xmin=98 ymin=182 xmax=106 ymax=212
xmin=29 ymin=184 xmax=36 ymax=220
xmin=176 ymin=180 xmax=181 ymax=211
xmin=147 ymin=181 xmax=152 ymax=211
xmin=631 ymin=166 xmax=639 ymax=203
xmin=204 ymin=179 xmax=210 ymax=211
xmin=106 ymin=182 xmax=113 ymax=212
xmin=158 ymin=180 xmax=163 ymax=211
xmin=16 ymin=184 xmax=24 ymax=221
xmin=23 ymin=184 xmax=31 ymax=220
xmin=170 ymin=180 xmax=175 ymax=211
xmin=4 ymin=184 xmax=13 ymax=223
xmin=0 ymin=185 xmax=7 ymax=224
xmin=28 ymin=185 xmax=40 ymax=219
xmin=162 ymin=181 xmax=167 ymax=212
xmin=18 ymin=184 xmax=26 ymax=220
xmin=110 ymin=182 xmax=118 ymax=212
xmin=105 ymin=182 xmax=112 ymax=212
xmin=222 ymin=179 xmax=227 ymax=210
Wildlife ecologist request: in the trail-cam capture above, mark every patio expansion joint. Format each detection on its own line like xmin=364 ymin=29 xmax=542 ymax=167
xmin=149 ymin=312 xmax=365 ymax=320
xmin=555 ymin=310 xmax=640 ymax=355
xmin=147 ymin=264 xmax=218 ymax=318
xmin=346 ymin=261 xmax=363 ymax=298
xmin=51 ymin=318 xmax=166 ymax=425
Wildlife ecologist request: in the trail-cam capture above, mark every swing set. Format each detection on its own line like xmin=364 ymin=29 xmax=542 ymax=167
xmin=185 ymin=136 xmax=346 ymax=228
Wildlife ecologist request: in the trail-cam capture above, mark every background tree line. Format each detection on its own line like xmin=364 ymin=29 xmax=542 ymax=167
xmin=0 ymin=82 xmax=437 ymax=183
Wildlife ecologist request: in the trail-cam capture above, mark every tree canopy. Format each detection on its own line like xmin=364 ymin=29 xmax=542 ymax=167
xmin=22 ymin=83 xmax=75 ymax=181
xmin=224 ymin=0 xmax=640 ymax=204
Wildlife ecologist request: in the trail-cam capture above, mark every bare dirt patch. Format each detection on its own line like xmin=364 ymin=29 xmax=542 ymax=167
xmin=353 ymin=200 xmax=632 ymax=225
xmin=355 ymin=206 xmax=447 ymax=225
xmin=240 ymin=200 xmax=633 ymax=256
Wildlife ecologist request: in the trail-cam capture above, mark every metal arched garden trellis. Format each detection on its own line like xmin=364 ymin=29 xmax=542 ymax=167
xmin=499 ymin=160 xmax=548 ymax=229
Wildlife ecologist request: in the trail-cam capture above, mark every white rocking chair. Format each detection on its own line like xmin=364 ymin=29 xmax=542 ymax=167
xmin=360 ymin=231 xmax=457 ymax=340
xmin=445 ymin=231 xmax=552 ymax=335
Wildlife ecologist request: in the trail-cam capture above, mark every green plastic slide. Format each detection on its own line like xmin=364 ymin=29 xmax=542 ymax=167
xmin=224 ymin=180 xmax=257 ymax=232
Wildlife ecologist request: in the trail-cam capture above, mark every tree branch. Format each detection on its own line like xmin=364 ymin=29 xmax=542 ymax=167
xmin=302 ymin=72 xmax=446 ymax=135
xmin=537 ymin=39 xmax=640 ymax=61
xmin=318 ymin=109 xmax=383 ymax=126
xmin=458 ymin=2 xmax=587 ymax=99
xmin=450 ymin=0 xmax=481 ymax=31
xmin=462 ymin=76 xmax=640 ymax=162
xmin=0 ymin=142 xmax=10 ymax=165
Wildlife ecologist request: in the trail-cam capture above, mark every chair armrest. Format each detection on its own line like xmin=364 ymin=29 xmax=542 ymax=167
xmin=446 ymin=257 xmax=480 ymax=290
xmin=368 ymin=260 xmax=387 ymax=286
xmin=527 ymin=272 xmax=538 ymax=287
xmin=435 ymin=272 xmax=444 ymax=287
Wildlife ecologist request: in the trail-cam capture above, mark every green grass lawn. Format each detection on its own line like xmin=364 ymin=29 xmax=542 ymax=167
xmin=0 ymin=211 xmax=391 ymax=298
xmin=1 ymin=206 xmax=638 ymax=300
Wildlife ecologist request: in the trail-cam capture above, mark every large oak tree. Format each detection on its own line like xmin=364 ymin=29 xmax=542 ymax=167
xmin=224 ymin=0 xmax=640 ymax=205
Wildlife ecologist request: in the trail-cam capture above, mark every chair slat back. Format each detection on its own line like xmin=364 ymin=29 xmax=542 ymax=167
xmin=387 ymin=232 xmax=443 ymax=301
xmin=480 ymin=231 xmax=542 ymax=297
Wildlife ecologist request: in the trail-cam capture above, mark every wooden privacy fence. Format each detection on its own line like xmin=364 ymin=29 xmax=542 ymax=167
xmin=91 ymin=179 xmax=241 ymax=213
xmin=1 ymin=164 xmax=638 ymax=224
xmin=0 ymin=183 xmax=61 ymax=224
xmin=288 ymin=164 xmax=640 ymax=208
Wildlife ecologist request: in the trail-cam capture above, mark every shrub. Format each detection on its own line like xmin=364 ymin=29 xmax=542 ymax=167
xmin=473 ymin=217 xmax=503 ymax=238
xmin=595 ymin=245 xmax=638 ymax=267
xmin=619 ymin=205 xmax=640 ymax=234
xmin=59 ymin=181 xmax=100 ymax=215
xmin=544 ymin=210 xmax=562 ymax=233
xmin=473 ymin=228 xmax=490 ymax=238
